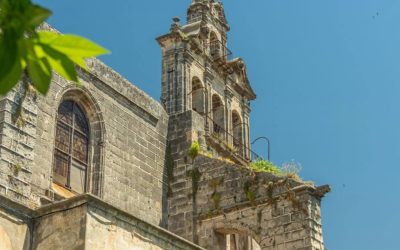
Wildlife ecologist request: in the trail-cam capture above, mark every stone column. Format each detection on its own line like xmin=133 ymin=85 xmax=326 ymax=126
xmin=224 ymin=88 xmax=233 ymax=145
xmin=204 ymin=69 xmax=214 ymax=132
xmin=242 ymin=97 xmax=251 ymax=159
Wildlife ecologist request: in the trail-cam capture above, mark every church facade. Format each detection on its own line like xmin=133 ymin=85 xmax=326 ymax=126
xmin=0 ymin=1 xmax=329 ymax=249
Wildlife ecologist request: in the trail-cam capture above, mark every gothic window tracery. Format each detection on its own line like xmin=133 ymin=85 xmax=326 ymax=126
xmin=53 ymin=100 xmax=89 ymax=194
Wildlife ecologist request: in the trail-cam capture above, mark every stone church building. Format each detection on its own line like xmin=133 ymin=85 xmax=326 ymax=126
xmin=0 ymin=1 xmax=329 ymax=249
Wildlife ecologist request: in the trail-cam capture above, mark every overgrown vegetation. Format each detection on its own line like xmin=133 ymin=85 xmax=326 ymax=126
xmin=280 ymin=160 xmax=302 ymax=182
xmin=188 ymin=141 xmax=200 ymax=161
xmin=186 ymin=167 xmax=201 ymax=200
xmin=209 ymin=178 xmax=223 ymax=209
xmin=13 ymin=163 xmax=22 ymax=175
xmin=211 ymin=191 xmax=221 ymax=209
xmin=249 ymin=159 xmax=303 ymax=182
xmin=243 ymin=179 xmax=258 ymax=206
xmin=249 ymin=159 xmax=281 ymax=175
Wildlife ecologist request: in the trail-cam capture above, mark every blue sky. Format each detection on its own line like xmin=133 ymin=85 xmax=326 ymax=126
xmin=36 ymin=0 xmax=400 ymax=249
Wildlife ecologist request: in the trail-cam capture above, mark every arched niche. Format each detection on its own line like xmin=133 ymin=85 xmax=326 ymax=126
xmin=210 ymin=31 xmax=220 ymax=58
xmin=212 ymin=94 xmax=225 ymax=137
xmin=191 ymin=77 xmax=205 ymax=115
xmin=232 ymin=110 xmax=244 ymax=154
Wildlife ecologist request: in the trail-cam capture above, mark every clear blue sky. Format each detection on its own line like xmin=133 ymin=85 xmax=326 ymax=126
xmin=36 ymin=0 xmax=400 ymax=249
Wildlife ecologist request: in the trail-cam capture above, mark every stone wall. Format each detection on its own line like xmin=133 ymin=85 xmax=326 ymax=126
xmin=0 ymin=49 xmax=169 ymax=226
xmin=165 ymin=110 xmax=329 ymax=249
xmin=0 ymin=197 xmax=31 ymax=250
xmin=32 ymin=202 xmax=86 ymax=249
xmin=0 ymin=194 xmax=204 ymax=250
xmin=85 ymin=196 xmax=202 ymax=250
xmin=168 ymin=155 xmax=329 ymax=250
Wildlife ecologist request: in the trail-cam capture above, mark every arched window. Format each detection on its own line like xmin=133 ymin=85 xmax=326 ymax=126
xmin=53 ymin=100 xmax=89 ymax=194
xmin=191 ymin=77 xmax=205 ymax=115
xmin=227 ymin=234 xmax=261 ymax=250
xmin=216 ymin=232 xmax=261 ymax=250
xmin=232 ymin=110 xmax=243 ymax=154
xmin=212 ymin=94 xmax=225 ymax=137
xmin=210 ymin=32 xmax=220 ymax=58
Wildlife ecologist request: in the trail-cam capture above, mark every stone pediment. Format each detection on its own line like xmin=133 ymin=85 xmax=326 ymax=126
xmin=227 ymin=58 xmax=257 ymax=100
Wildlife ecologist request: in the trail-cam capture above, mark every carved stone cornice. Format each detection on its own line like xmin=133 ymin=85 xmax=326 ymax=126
xmin=224 ymin=88 xmax=234 ymax=102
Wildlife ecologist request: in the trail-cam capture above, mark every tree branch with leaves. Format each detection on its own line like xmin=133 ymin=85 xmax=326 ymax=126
xmin=0 ymin=0 xmax=109 ymax=95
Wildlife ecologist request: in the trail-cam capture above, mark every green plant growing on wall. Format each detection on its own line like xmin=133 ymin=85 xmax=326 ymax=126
xmin=226 ymin=143 xmax=238 ymax=154
xmin=11 ymin=81 xmax=36 ymax=127
xmin=0 ymin=0 xmax=109 ymax=95
xmin=243 ymin=179 xmax=258 ymax=206
xmin=281 ymin=160 xmax=302 ymax=182
xmin=243 ymin=180 xmax=251 ymax=194
xmin=265 ymin=181 xmax=275 ymax=199
xmin=188 ymin=141 xmax=200 ymax=162
xmin=249 ymin=159 xmax=281 ymax=175
xmin=246 ymin=190 xmax=256 ymax=204
xmin=209 ymin=177 xmax=223 ymax=209
xmin=13 ymin=163 xmax=22 ymax=176
xmin=165 ymin=144 xmax=174 ymax=196
xmin=211 ymin=191 xmax=221 ymax=209
xmin=16 ymin=186 xmax=23 ymax=195
xmin=186 ymin=167 xmax=201 ymax=200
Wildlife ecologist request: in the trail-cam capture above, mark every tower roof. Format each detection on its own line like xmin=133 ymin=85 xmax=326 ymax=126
xmin=187 ymin=0 xmax=229 ymax=30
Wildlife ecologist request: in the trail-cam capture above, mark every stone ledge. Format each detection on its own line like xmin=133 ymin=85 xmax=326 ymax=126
xmin=0 ymin=193 xmax=204 ymax=250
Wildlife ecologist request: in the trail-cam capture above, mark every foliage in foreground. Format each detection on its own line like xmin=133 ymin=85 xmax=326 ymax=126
xmin=0 ymin=0 xmax=109 ymax=95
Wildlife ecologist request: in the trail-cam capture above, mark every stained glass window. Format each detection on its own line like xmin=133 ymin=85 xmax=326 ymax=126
xmin=53 ymin=100 xmax=89 ymax=193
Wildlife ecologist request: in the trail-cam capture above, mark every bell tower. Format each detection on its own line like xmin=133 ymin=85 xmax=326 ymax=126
xmin=157 ymin=0 xmax=256 ymax=163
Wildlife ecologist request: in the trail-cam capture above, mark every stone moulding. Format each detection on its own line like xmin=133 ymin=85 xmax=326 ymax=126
xmin=0 ymin=194 xmax=205 ymax=250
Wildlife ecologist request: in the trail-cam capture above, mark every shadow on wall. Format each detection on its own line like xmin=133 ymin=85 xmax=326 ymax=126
xmin=0 ymin=220 xmax=31 ymax=250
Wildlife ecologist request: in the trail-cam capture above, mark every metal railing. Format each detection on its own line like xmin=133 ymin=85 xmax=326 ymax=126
xmin=207 ymin=40 xmax=233 ymax=62
xmin=206 ymin=115 xmax=262 ymax=162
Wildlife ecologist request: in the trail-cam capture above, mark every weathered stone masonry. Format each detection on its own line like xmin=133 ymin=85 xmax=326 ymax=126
xmin=166 ymin=110 xmax=330 ymax=250
xmin=0 ymin=44 xmax=170 ymax=227
xmin=0 ymin=194 xmax=203 ymax=250
xmin=162 ymin=1 xmax=330 ymax=249
xmin=0 ymin=1 xmax=330 ymax=249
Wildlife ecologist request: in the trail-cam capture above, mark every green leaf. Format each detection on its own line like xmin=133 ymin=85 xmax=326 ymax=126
xmin=40 ymin=33 xmax=109 ymax=58
xmin=69 ymin=56 xmax=88 ymax=70
xmin=0 ymin=55 xmax=22 ymax=95
xmin=25 ymin=4 xmax=52 ymax=28
xmin=0 ymin=31 xmax=22 ymax=95
xmin=27 ymin=56 xmax=52 ymax=94
xmin=37 ymin=31 xmax=58 ymax=44
xmin=0 ymin=32 xmax=17 ymax=77
xmin=38 ymin=32 xmax=88 ymax=70
xmin=39 ymin=44 xmax=78 ymax=82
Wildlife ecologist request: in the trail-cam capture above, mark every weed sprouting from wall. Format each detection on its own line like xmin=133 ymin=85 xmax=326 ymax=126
xmin=188 ymin=141 xmax=200 ymax=162
xmin=209 ymin=178 xmax=223 ymax=209
xmin=186 ymin=167 xmax=201 ymax=200
xmin=165 ymin=144 xmax=174 ymax=196
xmin=249 ymin=160 xmax=281 ymax=175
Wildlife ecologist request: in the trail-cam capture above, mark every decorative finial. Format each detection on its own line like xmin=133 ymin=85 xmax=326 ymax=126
xmin=172 ymin=16 xmax=180 ymax=24
xmin=170 ymin=16 xmax=181 ymax=32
